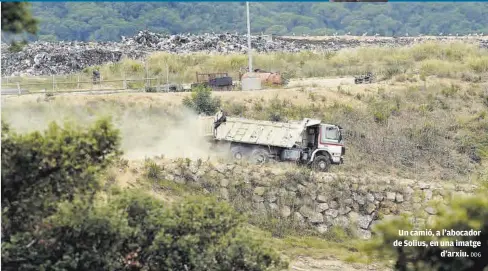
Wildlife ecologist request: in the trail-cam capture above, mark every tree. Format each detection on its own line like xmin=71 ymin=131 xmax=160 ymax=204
xmin=1 ymin=3 xmax=38 ymax=34
xmin=366 ymin=181 xmax=488 ymax=271
xmin=23 ymin=3 xmax=488 ymax=42
xmin=182 ymin=85 xmax=221 ymax=116
xmin=1 ymin=2 xmax=38 ymax=50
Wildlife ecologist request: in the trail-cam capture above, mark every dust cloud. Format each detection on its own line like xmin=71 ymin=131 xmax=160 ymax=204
xmin=1 ymin=96 xmax=228 ymax=161
xmin=119 ymin=109 xmax=225 ymax=160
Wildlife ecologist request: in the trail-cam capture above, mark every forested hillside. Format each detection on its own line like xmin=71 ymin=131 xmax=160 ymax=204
xmin=25 ymin=2 xmax=488 ymax=42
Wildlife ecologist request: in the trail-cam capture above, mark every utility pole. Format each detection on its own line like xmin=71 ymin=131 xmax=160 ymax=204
xmin=246 ymin=1 xmax=253 ymax=72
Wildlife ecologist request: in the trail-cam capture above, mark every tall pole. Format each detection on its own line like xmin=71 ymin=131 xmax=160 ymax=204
xmin=246 ymin=1 xmax=253 ymax=72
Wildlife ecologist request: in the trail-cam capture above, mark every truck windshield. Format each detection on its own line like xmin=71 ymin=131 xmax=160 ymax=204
xmin=321 ymin=126 xmax=340 ymax=141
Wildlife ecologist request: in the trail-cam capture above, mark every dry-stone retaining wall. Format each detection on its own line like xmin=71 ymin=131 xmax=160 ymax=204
xmin=146 ymin=159 xmax=476 ymax=239
xmin=3 ymin=30 xmax=488 ymax=76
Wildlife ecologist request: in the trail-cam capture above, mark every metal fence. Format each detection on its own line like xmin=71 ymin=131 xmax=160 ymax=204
xmin=1 ymin=74 xmax=197 ymax=95
xmin=0 ymin=73 xmax=254 ymax=95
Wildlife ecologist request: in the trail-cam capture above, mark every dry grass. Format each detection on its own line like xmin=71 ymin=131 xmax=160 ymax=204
xmin=95 ymin=42 xmax=488 ymax=83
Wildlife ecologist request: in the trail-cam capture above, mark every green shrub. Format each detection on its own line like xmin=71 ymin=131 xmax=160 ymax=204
xmin=183 ymin=85 xmax=221 ymax=115
xmin=383 ymin=65 xmax=403 ymax=79
xmin=1 ymin=192 xmax=287 ymax=271
xmin=1 ymin=118 xmax=121 ymax=237
xmin=369 ymin=99 xmax=398 ymax=125
xmin=7 ymin=41 xmax=27 ymax=52
xmin=144 ymin=158 xmax=162 ymax=180
xmin=323 ymin=225 xmax=356 ymax=243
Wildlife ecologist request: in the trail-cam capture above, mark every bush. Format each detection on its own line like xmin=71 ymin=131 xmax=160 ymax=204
xmin=7 ymin=41 xmax=27 ymax=52
xmin=1 ymin=120 xmax=286 ymax=271
xmin=1 ymin=118 xmax=121 ymax=238
xmin=369 ymin=99 xmax=399 ymax=125
xmin=183 ymin=85 xmax=221 ymax=115
xmin=144 ymin=158 xmax=163 ymax=180
xmin=2 ymin=192 xmax=287 ymax=271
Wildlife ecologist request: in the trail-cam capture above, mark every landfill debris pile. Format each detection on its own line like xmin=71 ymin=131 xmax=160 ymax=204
xmin=2 ymin=30 xmax=488 ymax=76
xmin=1 ymin=41 xmax=147 ymax=76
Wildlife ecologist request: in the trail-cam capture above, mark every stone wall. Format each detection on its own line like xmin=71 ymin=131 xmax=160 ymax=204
xmin=144 ymin=158 xmax=476 ymax=239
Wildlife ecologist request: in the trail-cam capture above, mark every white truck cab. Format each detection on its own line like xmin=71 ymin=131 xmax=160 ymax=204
xmin=299 ymin=123 xmax=345 ymax=171
xmin=317 ymin=124 xmax=344 ymax=163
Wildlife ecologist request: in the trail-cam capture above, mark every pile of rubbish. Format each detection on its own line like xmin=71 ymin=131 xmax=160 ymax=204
xmin=123 ymin=31 xmax=321 ymax=53
xmin=1 ymin=41 xmax=146 ymax=76
xmin=2 ymin=30 xmax=488 ymax=76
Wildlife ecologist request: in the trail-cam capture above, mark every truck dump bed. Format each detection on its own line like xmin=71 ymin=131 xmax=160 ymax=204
xmin=200 ymin=116 xmax=321 ymax=148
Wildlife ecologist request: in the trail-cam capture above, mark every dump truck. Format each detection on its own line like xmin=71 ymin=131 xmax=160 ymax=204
xmin=200 ymin=111 xmax=345 ymax=172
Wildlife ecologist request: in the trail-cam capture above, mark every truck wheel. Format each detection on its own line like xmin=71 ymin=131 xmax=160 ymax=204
xmin=312 ymin=155 xmax=331 ymax=172
xmin=250 ymin=149 xmax=269 ymax=164
xmin=231 ymin=147 xmax=244 ymax=160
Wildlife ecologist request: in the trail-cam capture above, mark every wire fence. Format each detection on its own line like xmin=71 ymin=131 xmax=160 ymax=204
xmin=0 ymin=74 xmax=199 ymax=95
xmin=0 ymin=69 xmax=253 ymax=96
